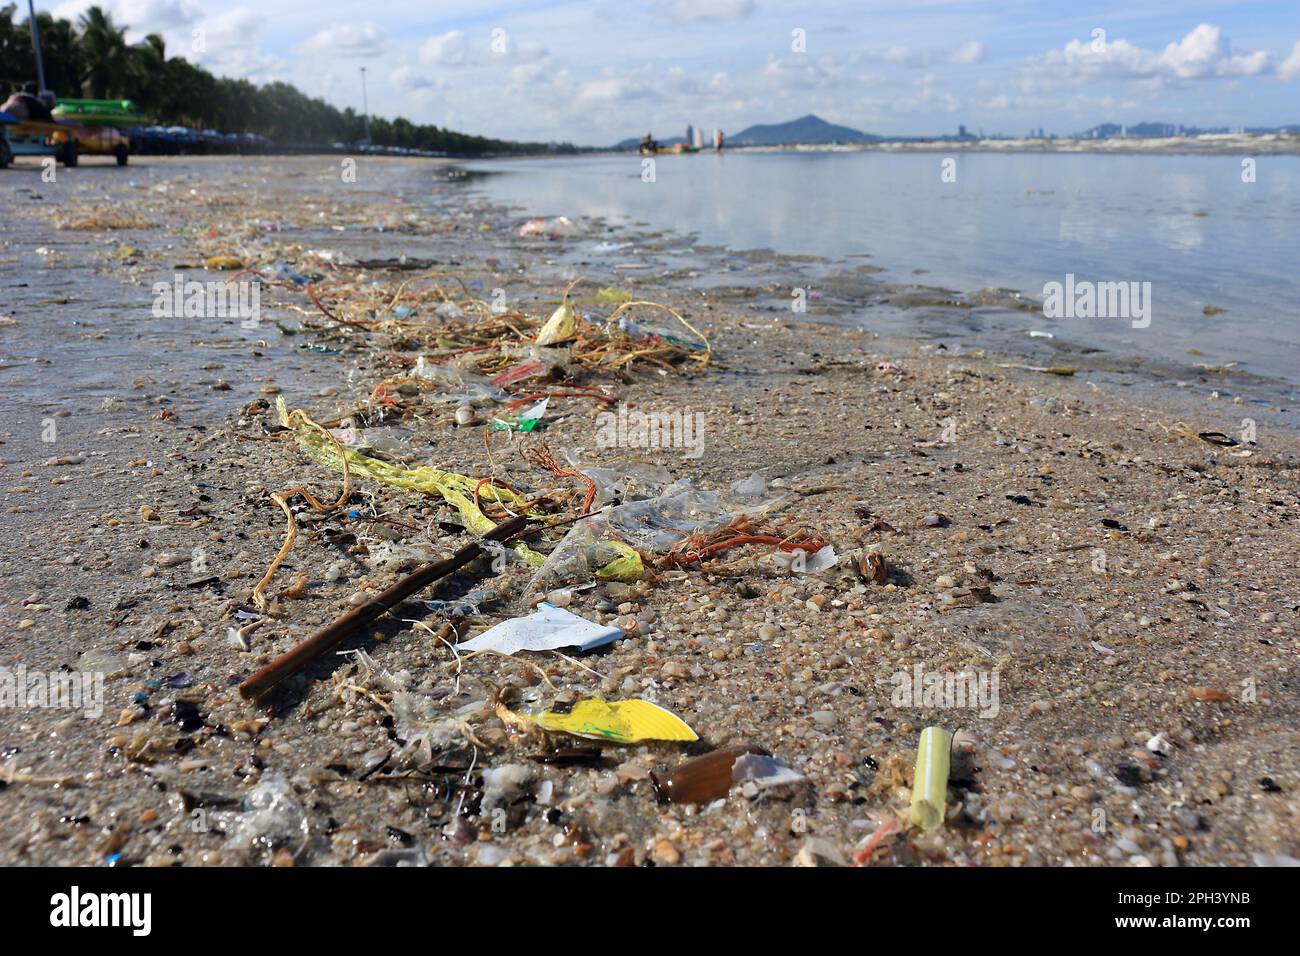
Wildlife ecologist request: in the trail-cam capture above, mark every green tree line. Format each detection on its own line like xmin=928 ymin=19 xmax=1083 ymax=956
xmin=0 ymin=4 xmax=559 ymax=154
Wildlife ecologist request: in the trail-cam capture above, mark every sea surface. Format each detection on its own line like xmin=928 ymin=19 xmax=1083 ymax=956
xmin=464 ymin=151 xmax=1300 ymax=385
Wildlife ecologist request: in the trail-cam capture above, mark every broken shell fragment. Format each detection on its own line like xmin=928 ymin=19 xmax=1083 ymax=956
xmin=654 ymin=745 xmax=770 ymax=805
xmin=853 ymin=550 xmax=888 ymax=583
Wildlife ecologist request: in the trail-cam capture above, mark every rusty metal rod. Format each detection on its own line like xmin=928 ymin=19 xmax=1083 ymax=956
xmin=239 ymin=513 xmax=530 ymax=700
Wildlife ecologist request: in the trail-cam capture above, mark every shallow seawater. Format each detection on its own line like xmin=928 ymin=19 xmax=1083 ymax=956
xmin=462 ymin=151 xmax=1300 ymax=386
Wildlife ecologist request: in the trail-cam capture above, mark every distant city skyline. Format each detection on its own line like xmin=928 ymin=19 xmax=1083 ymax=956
xmin=43 ymin=0 xmax=1300 ymax=145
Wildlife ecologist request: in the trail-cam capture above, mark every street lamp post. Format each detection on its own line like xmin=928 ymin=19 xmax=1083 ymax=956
xmin=28 ymin=0 xmax=49 ymax=98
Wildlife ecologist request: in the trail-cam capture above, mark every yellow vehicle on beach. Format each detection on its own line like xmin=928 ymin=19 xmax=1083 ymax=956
xmin=53 ymin=99 xmax=144 ymax=165
xmin=2 ymin=98 xmax=145 ymax=168
xmin=67 ymin=123 xmax=131 ymax=165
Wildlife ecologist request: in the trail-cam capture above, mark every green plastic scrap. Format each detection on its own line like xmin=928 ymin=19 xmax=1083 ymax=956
xmin=489 ymin=417 xmax=542 ymax=433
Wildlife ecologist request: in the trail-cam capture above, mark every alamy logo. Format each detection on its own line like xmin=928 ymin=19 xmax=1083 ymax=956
xmin=595 ymin=406 xmax=705 ymax=459
xmin=50 ymin=887 xmax=151 ymax=936
xmin=889 ymin=663 xmax=1000 ymax=718
xmin=1042 ymin=274 xmax=1151 ymax=329
xmin=152 ymin=274 xmax=261 ymax=328
xmin=1 ymin=665 xmax=103 ymax=718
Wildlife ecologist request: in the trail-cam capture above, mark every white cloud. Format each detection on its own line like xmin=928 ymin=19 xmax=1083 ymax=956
xmin=1159 ymin=24 xmax=1270 ymax=78
xmin=52 ymin=0 xmax=202 ymax=37
xmin=664 ymin=0 xmax=756 ymax=24
xmin=191 ymin=8 xmax=284 ymax=83
xmin=389 ymin=65 xmax=444 ymax=96
xmin=419 ymin=30 xmax=469 ymax=66
xmin=880 ymin=40 xmax=986 ymax=68
xmin=950 ymin=40 xmax=985 ymax=65
xmin=296 ymin=24 xmax=387 ymax=59
xmin=1282 ymin=41 xmax=1300 ymax=81
xmin=1023 ymin=23 xmax=1275 ymax=91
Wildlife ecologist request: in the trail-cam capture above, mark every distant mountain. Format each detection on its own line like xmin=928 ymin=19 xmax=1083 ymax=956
xmin=730 ymin=114 xmax=877 ymax=146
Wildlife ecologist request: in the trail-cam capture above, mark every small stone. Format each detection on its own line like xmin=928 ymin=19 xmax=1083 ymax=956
xmin=651 ymin=839 xmax=680 ymax=866
xmin=1146 ymin=733 xmax=1171 ymax=755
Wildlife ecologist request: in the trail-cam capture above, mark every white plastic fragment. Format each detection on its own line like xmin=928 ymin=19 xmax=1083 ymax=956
xmin=731 ymin=753 xmax=805 ymax=791
xmin=455 ymin=603 xmax=622 ymax=655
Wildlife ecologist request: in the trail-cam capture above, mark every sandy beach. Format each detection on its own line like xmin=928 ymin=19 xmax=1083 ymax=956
xmin=1 ymin=155 xmax=1296 ymax=867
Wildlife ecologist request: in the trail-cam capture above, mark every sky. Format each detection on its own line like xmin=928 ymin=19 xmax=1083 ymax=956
xmin=43 ymin=0 xmax=1300 ymax=144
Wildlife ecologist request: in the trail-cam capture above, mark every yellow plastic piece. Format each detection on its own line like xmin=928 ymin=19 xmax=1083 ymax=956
xmin=206 ymin=255 xmax=244 ymax=270
xmin=593 ymin=542 xmax=645 ymax=581
xmin=276 ymin=399 xmax=637 ymax=581
xmin=276 ymin=398 xmax=546 ymax=565
xmin=525 ymin=697 xmax=698 ymax=743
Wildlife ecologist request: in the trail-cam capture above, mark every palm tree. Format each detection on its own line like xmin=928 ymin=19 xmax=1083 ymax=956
xmin=77 ymin=5 xmax=130 ymax=99
xmin=38 ymin=15 xmax=86 ymax=98
xmin=128 ymin=33 xmax=165 ymax=114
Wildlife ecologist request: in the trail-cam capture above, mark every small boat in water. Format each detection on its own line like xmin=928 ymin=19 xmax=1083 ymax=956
xmin=636 ymin=132 xmax=700 ymax=155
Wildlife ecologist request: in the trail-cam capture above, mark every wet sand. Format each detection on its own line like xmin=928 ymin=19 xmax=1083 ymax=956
xmin=1 ymin=156 xmax=1296 ymax=867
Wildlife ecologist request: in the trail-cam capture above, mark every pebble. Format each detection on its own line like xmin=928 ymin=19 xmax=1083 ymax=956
xmin=1146 ymin=733 xmax=1171 ymax=755
xmin=651 ymin=839 xmax=680 ymax=866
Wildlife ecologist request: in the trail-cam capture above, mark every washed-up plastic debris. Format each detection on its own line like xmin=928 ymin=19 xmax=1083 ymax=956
xmin=275 ymin=398 xmax=545 ymax=564
xmin=562 ymin=451 xmax=675 ymax=508
xmin=489 ymin=357 xmax=551 ymax=388
xmin=425 ymin=586 xmax=499 ymax=618
xmin=731 ymin=752 xmax=805 ymax=791
xmin=490 ymin=396 xmax=548 ymax=432
xmin=413 ymin=357 xmax=507 ymax=404
xmin=223 ymin=774 xmax=310 ymax=861
xmin=457 ymin=603 xmax=622 ymax=655
xmin=517 ymin=216 xmax=579 ymax=239
xmin=654 ymin=746 xmax=770 ymax=804
xmin=529 ymin=479 xmax=784 ymax=592
xmin=774 ymin=543 xmax=838 ymax=574
xmin=523 ymin=697 xmax=697 ymax=743
xmin=909 ymin=726 xmax=951 ymax=831
xmin=535 ymin=297 xmax=577 ymax=346
xmin=270 ymin=259 xmax=310 ymax=286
